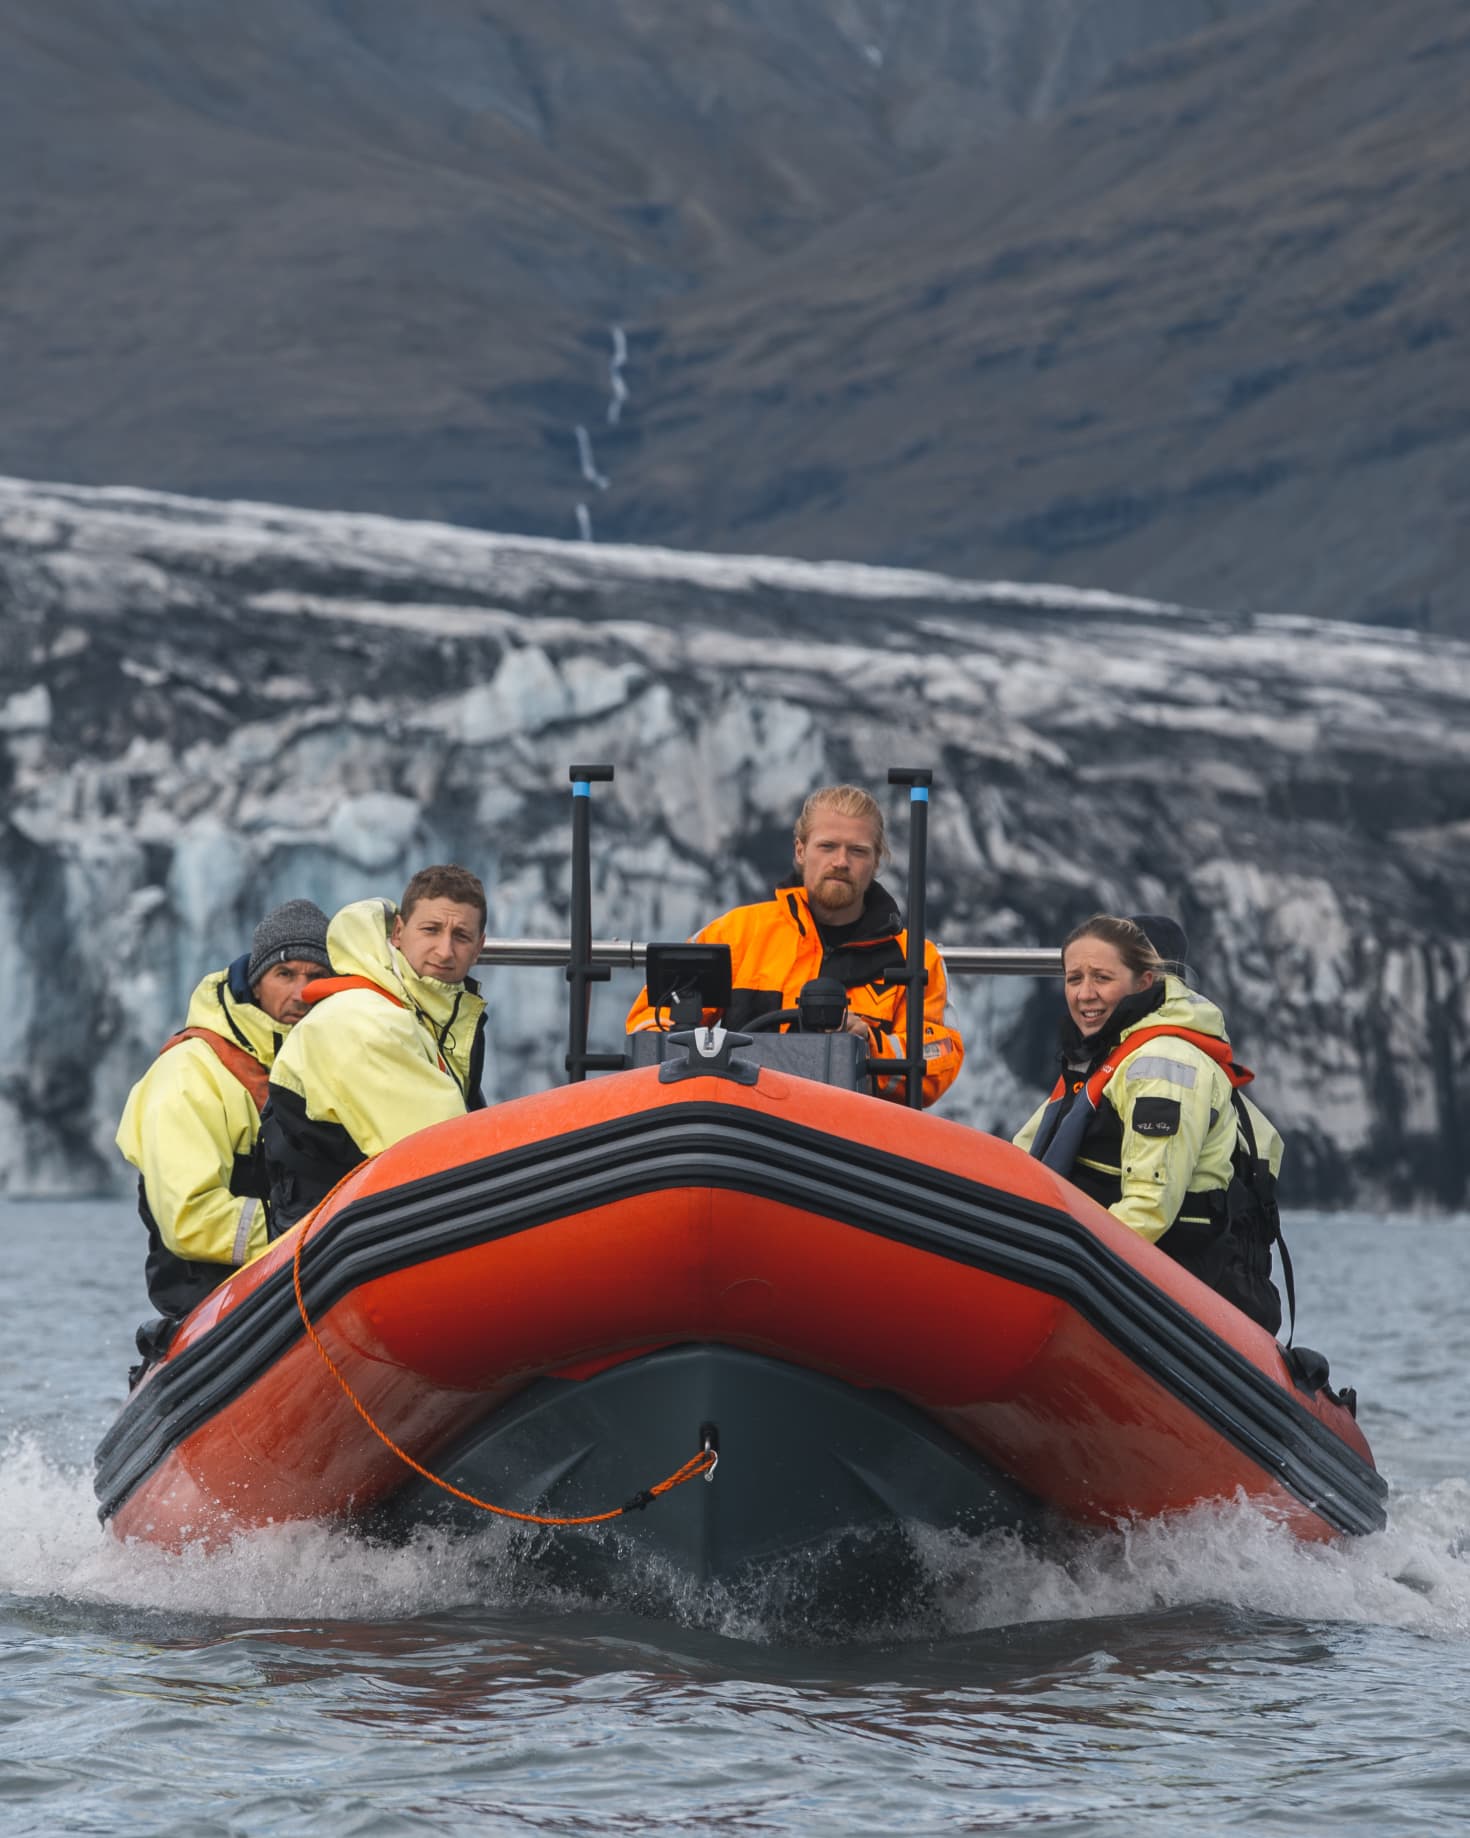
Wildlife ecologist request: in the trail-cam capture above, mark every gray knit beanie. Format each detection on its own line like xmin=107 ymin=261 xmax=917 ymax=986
xmin=246 ymin=898 xmax=332 ymax=988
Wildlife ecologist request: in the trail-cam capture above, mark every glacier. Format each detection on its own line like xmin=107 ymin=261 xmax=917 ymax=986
xmin=2 ymin=474 xmax=1468 ymax=1207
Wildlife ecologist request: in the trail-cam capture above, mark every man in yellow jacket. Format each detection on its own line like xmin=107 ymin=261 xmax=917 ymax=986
xmin=261 ymin=865 xmax=489 ymax=1230
xmin=116 ymin=899 xmax=332 ymax=1359
xmin=626 ymin=784 xmax=964 ymax=1106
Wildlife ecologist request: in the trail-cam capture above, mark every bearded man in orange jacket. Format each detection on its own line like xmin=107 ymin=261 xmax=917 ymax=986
xmin=626 ymin=784 xmax=964 ymax=1106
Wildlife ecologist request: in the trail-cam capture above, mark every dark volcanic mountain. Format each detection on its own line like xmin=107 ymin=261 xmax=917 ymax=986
xmin=3 ymin=476 xmax=1469 ymax=1210
xmin=9 ymin=2 xmax=1466 ymax=627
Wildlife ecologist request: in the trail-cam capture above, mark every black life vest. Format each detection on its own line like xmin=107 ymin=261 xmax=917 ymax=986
xmin=1030 ymin=1023 xmax=1252 ymax=1174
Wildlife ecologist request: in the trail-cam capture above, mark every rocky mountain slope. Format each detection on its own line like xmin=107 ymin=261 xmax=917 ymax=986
xmin=625 ymin=0 xmax=1470 ymax=630
xmin=3 ymin=475 xmax=1468 ymax=1207
xmin=11 ymin=1 xmax=1466 ymax=629
xmin=4 ymin=0 xmax=1254 ymax=529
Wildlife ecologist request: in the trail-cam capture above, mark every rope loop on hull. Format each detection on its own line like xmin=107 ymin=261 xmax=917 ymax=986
xmin=290 ymin=1218 xmax=717 ymax=1524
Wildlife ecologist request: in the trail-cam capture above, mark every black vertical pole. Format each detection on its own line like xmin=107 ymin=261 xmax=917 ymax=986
xmin=566 ymin=763 xmax=615 ymax=1082
xmin=887 ymin=767 xmax=933 ymax=1109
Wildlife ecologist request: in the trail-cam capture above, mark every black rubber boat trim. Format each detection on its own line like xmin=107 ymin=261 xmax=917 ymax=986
xmin=95 ymin=1100 xmax=1388 ymax=1533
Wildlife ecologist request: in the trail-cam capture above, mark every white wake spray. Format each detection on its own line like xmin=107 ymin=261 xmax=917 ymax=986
xmin=5 ymin=1434 xmax=1467 ymax=1643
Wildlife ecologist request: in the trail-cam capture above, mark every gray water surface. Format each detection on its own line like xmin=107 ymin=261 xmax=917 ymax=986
xmin=2 ymin=1202 xmax=1468 ymax=1836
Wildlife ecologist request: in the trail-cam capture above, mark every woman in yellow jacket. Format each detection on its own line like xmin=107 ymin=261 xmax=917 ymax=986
xmin=1014 ymin=913 xmax=1283 ymax=1332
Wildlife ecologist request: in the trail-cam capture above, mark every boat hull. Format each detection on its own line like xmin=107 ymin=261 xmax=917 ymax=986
xmin=374 ymin=1342 xmax=1045 ymax=1580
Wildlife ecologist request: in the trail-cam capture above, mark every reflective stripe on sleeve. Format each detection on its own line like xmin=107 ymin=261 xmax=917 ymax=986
xmin=231 ymin=1197 xmax=260 ymax=1265
xmin=1123 ymin=1055 xmax=1198 ymax=1089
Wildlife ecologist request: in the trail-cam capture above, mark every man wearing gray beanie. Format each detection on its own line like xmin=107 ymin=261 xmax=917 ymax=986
xmin=116 ymin=898 xmax=333 ymax=1381
xmin=244 ymin=898 xmax=335 ymax=1022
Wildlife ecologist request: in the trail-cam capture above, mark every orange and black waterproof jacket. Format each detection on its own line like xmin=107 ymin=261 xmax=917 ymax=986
xmin=626 ymin=880 xmax=964 ymax=1106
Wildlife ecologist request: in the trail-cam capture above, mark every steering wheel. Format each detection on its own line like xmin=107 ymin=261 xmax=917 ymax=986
xmin=741 ymin=1007 xmax=804 ymax=1033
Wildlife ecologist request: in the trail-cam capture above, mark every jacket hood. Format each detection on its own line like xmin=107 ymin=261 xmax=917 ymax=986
xmin=324 ymin=898 xmax=402 ymax=989
xmin=1122 ymin=975 xmax=1229 ymax=1046
xmin=182 ymin=967 xmax=284 ymax=1067
xmin=323 ymin=897 xmax=478 ymax=1035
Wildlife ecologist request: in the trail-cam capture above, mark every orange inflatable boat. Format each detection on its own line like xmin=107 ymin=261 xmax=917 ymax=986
xmin=94 ymin=1028 xmax=1383 ymax=1573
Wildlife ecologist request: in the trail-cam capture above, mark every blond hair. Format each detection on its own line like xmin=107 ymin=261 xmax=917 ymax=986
xmin=793 ymin=785 xmax=888 ymax=862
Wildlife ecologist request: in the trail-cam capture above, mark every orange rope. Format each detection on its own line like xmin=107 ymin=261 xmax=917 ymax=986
xmin=290 ymin=1214 xmax=717 ymax=1524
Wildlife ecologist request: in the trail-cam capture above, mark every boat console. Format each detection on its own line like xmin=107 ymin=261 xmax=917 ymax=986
xmin=625 ymin=1024 xmax=866 ymax=1091
xmin=628 ymin=943 xmax=869 ymax=1089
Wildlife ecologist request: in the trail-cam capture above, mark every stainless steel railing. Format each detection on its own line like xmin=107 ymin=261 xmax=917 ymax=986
xmin=476 ymin=939 xmax=1061 ymax=975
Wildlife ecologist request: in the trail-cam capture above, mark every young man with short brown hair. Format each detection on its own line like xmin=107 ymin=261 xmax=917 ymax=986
xmin=261 ymin=867 xmax=490 ymax=1230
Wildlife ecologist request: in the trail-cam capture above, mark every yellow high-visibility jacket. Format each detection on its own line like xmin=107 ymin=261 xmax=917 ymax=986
xmin=1014 ymin=978 xmax=1247 ymax=1243
xmin=262 ymin=899 xmax=487 ymax=1229
xmin=116 ymin=966 xmax=283 ymax=1314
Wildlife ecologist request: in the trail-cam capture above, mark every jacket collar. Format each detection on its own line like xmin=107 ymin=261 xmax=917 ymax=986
xmin=775 ymin=877 xmax=903 ymax=943
xmin=184 ymin=966 xmax=284 ymax=1067
xmin=1058 ymin=973 xmax=1229 ymax=1073
xmin=1059 ymin=978 xmax=1166 ymax=1073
